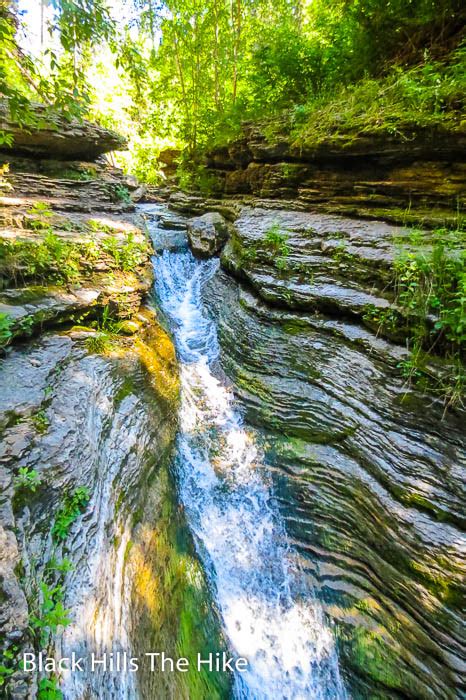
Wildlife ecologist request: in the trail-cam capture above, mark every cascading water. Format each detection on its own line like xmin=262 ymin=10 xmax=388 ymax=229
xmin=149 ymin=205 xmax=347 ymax=700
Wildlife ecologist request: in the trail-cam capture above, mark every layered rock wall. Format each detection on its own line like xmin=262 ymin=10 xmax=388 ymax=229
xmin=202 ymin=124 xmax=466 ymax=227
xmin=201 ymin=205 xmax=466 ymax=699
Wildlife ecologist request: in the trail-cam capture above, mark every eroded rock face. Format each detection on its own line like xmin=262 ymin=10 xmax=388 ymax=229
xmin=0 ymin=102 xmax=126 ymax=160
xmin=201 ymin=204 xmax=466 ymax=699
xmin=187 ymin=211 xmax=234 ymax=257
xmin=0 ymin=143 xmax=229 ymax=698
xmin=0 ymin=323 xmax=181 ymax=698
xmin=202 ymin=123 xmax=466 ymax=227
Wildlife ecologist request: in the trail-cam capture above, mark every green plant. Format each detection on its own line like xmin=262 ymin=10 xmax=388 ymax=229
xmin=38 ymin=676 xmax=63 ymax=700
xmin=332 ymin=243 xmax=354 ymax=265
xmin=84 ymin=332 xmax=113 ymax=354
xmin=46 ymin=557 xmax=75 ymax=575
xmin=1 ymin=235 xmax=82 ymax=286
xmin=30 ymin=582 xmax=71 ymax=647
xmin=101 ymin=233 xmax=148 ymax=271
xmin=86 ymin=218 xmax=117 ymax=234
xmin=0 ymin=312 xmax=13 ymax=348
xmin=52 ymin=486 xmax=91 ymax=542
xmin=14 ymin=467 xmax=41 ymax=493
xmin=275 ymin=256 xmax=288 ymax=271
xmin=108 ymin=184 xmax=132 ymax=204
xmin=391 ymin=229 xmax=465 ymax=406
xmin=362 ymin=305 xmax=400 ymax=335
xmin=32 ymin=410 xmax=50 ymax=434
xmin=27 ymin=202 xmax=54 ymax=219
xmin=18 ymin=315 xmax=34 ymax=335
xmin=264 ymin=223 xmax=290 ymax=257
xmin=25 ymin=202 xmax=54 ymax=233
xmin=0 ymin=648 xmax=15 ymax=688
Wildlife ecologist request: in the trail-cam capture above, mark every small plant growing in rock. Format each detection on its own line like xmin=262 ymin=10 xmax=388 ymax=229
xmin=28 ymin=202 xmax=54 ymax=219
xmin=101 ymin=233 xmax=148 ymax=271
xmin=14 ymin=467 xmax=41 ymax=492
xmin=275 ymin=256 xmax=288 ymax=271
xmin=0 ymin=647 xmax=16 ymax=688
xmin=0 ymin=312 xmax=13 ymax=348
xmin=46 ymin=557 xmax=74 ymax=575
xmin=30 ymin=581 xmax=71 ymax=647
xmin=26 ymin=202 xmax=54 ymax=232
xmin=108 ymin=184 xmax=132 ymax=204
xmin=85 ymin=332 xmax=113 ymax=354
xmin=52 ymin=486 xmax=91 ymax=542
xmin=264 ymin=222 xmax=290 ymax=257
xmin=38 ymin=676 xmax=63 ymax=699
xmin=391 ymin=228 xmax=465 ymax=408
xmin=31 ymin=410 xmax=50 ymax=434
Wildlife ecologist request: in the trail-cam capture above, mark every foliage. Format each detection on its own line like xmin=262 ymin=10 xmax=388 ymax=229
xmin=0 ymin=226 xmax=148 ymax=288
xmin=46 ymin=556 xmax=75 ymax=575
xmin=32 ymin=410 xmax=50 ymax=434
xmin=101 ymin=233 xmax=149 ymax=271
xmin=0 ymin=312 xmax=13 ymax=348
xmin=14 ymin=467 xmax=42 ymax=493
xmin=394 ymin=232 xmax=465 ymax=405
xmin=52 ymin=486 xmax=91 ymax=541
xmin=0 ymin=234 xmax=81 ymax=286
xmin=38 ymin=677 xmax=63 ymax=700
xmin=264 ymin=223 xmax=290 ymax=257
xmin=289 ymin=50 xmax=466 ymax=148
xmin=107 ymin=183 xmax=132 ymax=204
xmin=84 ymin=332 xmax=113 ymax=354
xmin=3 ymin=0 xmax=464 ymax=180
xmin=0 ymin=647 xmax=16 ymax=688
xmin=30 ymin=581 xmax=72 ymax=647
xmin=365 ymin=228 xmax=465 ymax=407
xmin=27 ymin=202 xmax=54 ymax=220
xmin=1 ymin=0 xmax=115 ymax=127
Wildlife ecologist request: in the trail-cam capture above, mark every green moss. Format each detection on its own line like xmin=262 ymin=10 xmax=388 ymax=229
xmin=114 ymin=375 xmax=138 ymax=407
xmin=131 ymin=465 xmax=231 ymax=699
xmin=282 ymin=319 xmax=309 ymax=335
xmin=340 ymin=626 xmax=405 ymax=691
xmin=235 ymin=368 xmax=272 ymax=404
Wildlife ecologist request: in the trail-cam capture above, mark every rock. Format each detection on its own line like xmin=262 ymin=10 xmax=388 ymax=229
xmin=203 ymin=123 xmax=466 ymax=227
xmin=0 ymin=101 xmax=126 ymax=160
xmin=200 ymin=200 xmax=466 ymax=698
xmin=168 ymin=190 xmax=206 ymax=215
xmin=159 ymin=148 xmax=181 ymax=178
xmin=118 ymin=319 xmax=140 ymax=335
xmin=0 ymin=322 xmax=180 ymax=698
xmin=187 ymin=211 xmax=234 ymax=257
xmin=204 ymin=267 xmax=466 ymax=699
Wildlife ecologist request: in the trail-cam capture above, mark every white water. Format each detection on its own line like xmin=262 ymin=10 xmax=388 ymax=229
xmin=151 ymin=210 xmax=347 ymax=700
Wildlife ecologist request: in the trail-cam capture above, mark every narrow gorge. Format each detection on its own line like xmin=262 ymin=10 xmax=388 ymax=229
xmin=0 ymin=107 xmax=465 ymax=700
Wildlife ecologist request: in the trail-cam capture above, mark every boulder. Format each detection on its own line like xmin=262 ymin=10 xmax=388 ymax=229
xmin=187 ymin=211 xmax=234 ymax=257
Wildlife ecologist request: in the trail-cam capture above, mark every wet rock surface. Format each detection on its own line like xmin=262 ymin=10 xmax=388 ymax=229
xmin=187 ymin=211 xmax=234 ymax=257
xmin=200 ymin=202 xmax=466 ymax=699
xmin=0 ymin=127 xmax=215 ymax=699
xmin=0 ymin=324 xmax=180 ymax=697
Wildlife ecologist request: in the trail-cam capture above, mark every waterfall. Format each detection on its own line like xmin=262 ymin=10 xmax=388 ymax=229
xmin=150 ymin=207 xmax=347 ymax=700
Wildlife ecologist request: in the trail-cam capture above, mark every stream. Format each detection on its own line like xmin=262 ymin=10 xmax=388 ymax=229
xmin=149 ymin=206 xmax=347 ymax=700
xmin=54 ymin=204 xmax=347 ymax=700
